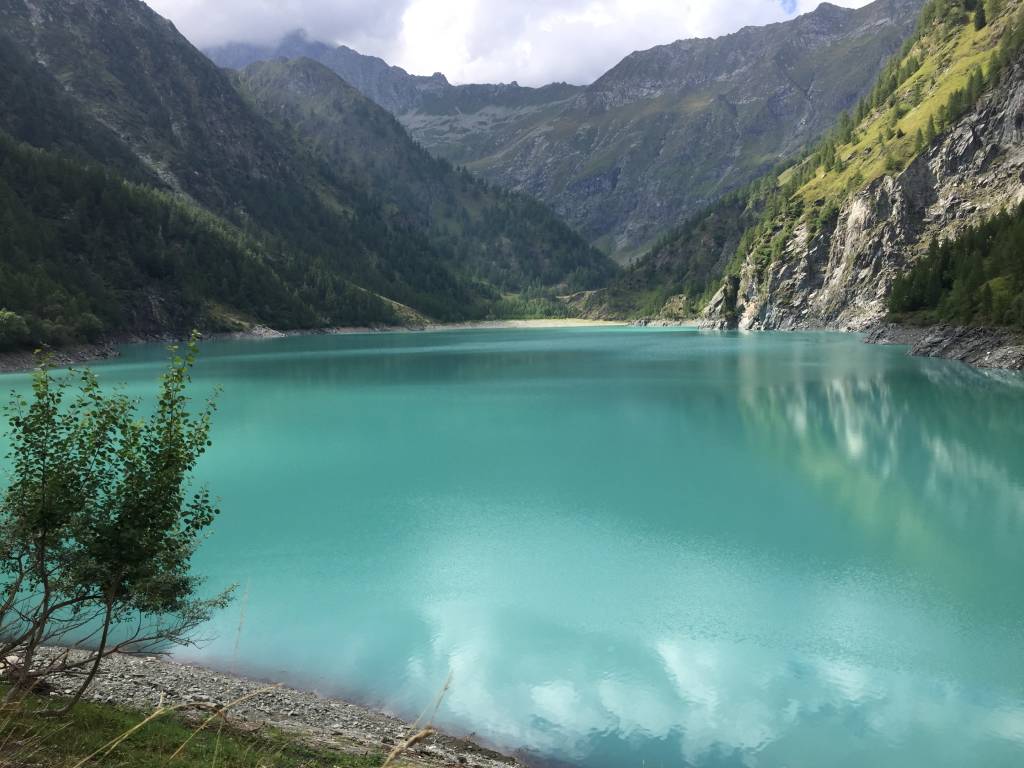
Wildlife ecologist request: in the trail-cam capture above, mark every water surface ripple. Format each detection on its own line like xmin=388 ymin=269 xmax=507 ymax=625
xmin=9 ymin=329 xmax=1024 ymax=767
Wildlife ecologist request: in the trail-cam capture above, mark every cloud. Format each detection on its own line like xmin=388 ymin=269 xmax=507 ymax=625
xmin=147 ymin=0 xmax=409 ymax=53
xmin=148 ymin=0 xmax=874 ymax=86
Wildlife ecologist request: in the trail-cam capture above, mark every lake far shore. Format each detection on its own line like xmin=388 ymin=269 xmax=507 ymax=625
xmin=7 ymin=320 xmax=1023 ymax=375
xmin=32 ymin=647 xmax=524 ymax=768
xmin=0 ymin=319 xmax=628 ymax=374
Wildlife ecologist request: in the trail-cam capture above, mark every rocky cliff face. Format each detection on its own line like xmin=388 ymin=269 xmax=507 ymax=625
xmin=476 ymin=0 xmax=922 ymax=258
xmin=703 ymin=53 xmax=1024 ymax=332
xmin=207 ymin=0 xmax=923 ymax=261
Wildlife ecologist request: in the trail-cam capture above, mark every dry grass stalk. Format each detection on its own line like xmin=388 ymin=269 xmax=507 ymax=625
xmin=380 ymin=670 xmax=453 ymax=768
xmin=165 ymin=684 xmax=281 ymax=763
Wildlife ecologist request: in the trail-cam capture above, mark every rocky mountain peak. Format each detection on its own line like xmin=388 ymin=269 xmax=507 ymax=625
xmin=204 ymin=0 xmax=924 ymax=260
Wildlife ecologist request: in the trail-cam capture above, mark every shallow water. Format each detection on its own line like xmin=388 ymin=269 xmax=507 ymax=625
xmin=5 ymin=328 xmax=1024 ymax=767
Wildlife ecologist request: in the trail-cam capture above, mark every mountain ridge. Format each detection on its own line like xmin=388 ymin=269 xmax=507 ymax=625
xmin=0 ymin=0 xmax=615 ymax=350
xmin=232 ymin=56 xmax=616 ymax=295
xmin=208 ymin=0 xmax=925 ymax=260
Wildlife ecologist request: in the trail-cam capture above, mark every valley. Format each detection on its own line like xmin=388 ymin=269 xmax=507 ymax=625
xmin=1 ymin=2 xmax=1024 ymax=766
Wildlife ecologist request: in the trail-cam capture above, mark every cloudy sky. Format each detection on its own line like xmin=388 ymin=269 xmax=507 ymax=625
xmin=148 ymin=0 xmax=872 ymax=86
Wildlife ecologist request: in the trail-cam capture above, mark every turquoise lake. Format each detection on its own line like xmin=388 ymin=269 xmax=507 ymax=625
xmin=4 ymin=328 xmax=1024 ymax=767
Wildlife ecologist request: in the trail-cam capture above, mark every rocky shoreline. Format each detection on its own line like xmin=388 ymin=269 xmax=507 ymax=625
xmin=37 ymin=648 xmax=521 ymax=768
xmin=4 ymin=322 xmax=1020 ymax=376
xmin=864 ymin=323 xmax=1024 ymax=370
xmin=0 ymin=339 xmax=126 ymax=374
xmin=630 ymin=318 xmax=702 ymax=328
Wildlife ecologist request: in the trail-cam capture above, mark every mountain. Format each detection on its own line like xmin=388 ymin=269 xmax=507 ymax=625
xmin=0 ymin=30 xmax=154 ymax=184
xmin=208 ymin=31 xmax=464 ymax=114
xmin=209 ymin=0 xmax=925 ymax=260
xmin=208 ymin=30 xmax=583 ymax=119
xmin=0 ymin=0 xmax=614 ymax=350
xmin=206 ymin=32 xmax=585 ymax=197
xmin=232 ymin=58 xmax=615 ymax=296
xmin=0 ymin=132 xmax=334 ymax=349
xmin=696 ymin=0 xmax=1024 ymax=334
xmin=574 ymin=0 xmax=1024 ymax=331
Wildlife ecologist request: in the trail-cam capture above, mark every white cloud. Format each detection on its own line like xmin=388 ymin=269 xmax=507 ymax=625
xmin=146 ymin=0 xmax=408 ymax=55
xmin=147 ymin=0 xmax=875 ymax=85
xmin=395 ymin=0 xmax=872 ymax=85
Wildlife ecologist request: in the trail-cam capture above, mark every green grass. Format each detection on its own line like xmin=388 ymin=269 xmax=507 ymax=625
xmin=795 ymin=13 xmax=1005 ymax=205
xmin=0 ymin=693 xmax=386 ymax=768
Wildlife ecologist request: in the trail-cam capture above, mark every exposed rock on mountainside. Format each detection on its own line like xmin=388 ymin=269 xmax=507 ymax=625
xmin=703 ymin=46 xmax=1024 ymax=332
xmin=210 ymin=1 xmax=924 ymax=260
xmin=206 ymin=33 xmax=585 ymax=216
xmin=467 ymin=0 xmax=924 ymax=258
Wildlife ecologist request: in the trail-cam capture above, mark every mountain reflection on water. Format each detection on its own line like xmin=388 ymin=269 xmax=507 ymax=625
xmin=9 ymin=329 xmax=1020 ymax=768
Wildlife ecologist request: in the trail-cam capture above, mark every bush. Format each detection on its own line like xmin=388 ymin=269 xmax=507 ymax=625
xmin=0 ymin=336 xmax=232 ymax=711
xmin=0 ymin=310 xmax=30 ymax=350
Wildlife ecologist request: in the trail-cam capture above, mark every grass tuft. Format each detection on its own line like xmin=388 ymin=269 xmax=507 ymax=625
xmin=0 ymin=690 xmax=385 ymax=768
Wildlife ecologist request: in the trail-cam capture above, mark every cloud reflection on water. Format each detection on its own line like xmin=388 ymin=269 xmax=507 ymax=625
xmin=143 ymin=330 xmax=1024 ymax=768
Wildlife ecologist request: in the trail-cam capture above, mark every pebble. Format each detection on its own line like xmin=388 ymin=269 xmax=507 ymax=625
xmin=34 ymin=647 xmax=520 ymax=768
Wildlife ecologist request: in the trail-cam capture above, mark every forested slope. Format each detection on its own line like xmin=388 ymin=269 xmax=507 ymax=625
xmin=699 ymin=0 xmax=1024 ymax=331
xmin=0 ymin=0 xmax=615 ymax=351
xmin=208 ymin=0 xmax=925 ymax=260
xmin=584 ymin=0 xmax=1024 ymax=329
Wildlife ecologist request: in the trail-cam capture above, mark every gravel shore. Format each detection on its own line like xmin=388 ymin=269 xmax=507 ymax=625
xmin=38 ymin=649 xmax=522 ymax=768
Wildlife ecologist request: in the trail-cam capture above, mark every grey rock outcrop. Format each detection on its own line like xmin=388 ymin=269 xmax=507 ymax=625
xmin=865 ymin=323 xmax=1024 ymax=368
xmin=703 ymin=53 xmax=1024 ymax=332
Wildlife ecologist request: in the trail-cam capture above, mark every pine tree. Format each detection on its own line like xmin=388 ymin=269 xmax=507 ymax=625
xmin=975 ymin=3 xmax=987 ymax=28
xmin=926 ymin=114 xmax=938 ymax=143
